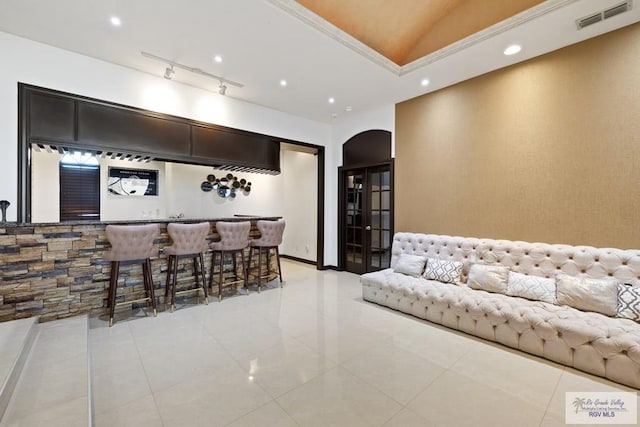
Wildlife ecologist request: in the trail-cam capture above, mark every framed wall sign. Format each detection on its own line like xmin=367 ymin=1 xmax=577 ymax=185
xmin=107 ymin=167 xmax=158 ymax=196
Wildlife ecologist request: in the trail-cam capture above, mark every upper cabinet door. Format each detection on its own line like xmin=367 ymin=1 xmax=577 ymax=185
xmin=192 ymin=125 xmax=280 ymax=173
xmin=28 ymin=92 xmax=75 ymax=143
xmin=77 ymin=102 xmax=191 ymax=157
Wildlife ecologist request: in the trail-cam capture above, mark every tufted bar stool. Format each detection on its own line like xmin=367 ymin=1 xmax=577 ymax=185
xmin=248 ymin=219 xmax=285 ymax=292
xmin=104 ymin=224 xmax=159 ymax=327
xmin=163 ymin=222 xmax=210 ymax=312
xmin=208 ymin=221 xmax=251 ymax=301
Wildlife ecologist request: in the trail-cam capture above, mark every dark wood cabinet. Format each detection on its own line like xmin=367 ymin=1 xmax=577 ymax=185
xmin=77 ymin=102 xmax=191 ymax=156
xmin=28 ymin=92 xmax=75 ymax=143
xmin=192 ymin=126 xmax=280 ymax=172
xmin=21 ymin=84 xmax=280 ymax=173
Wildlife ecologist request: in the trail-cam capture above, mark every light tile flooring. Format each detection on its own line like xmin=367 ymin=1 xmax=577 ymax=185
xmin=85 ymin=260 xmax=638 ymax=426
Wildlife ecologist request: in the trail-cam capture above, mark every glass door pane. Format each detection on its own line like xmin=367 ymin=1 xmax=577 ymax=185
xmin=345 ymin=170 xmax=366 ymax=273
xmin=367 ymin=168 xmax=391 ymax=271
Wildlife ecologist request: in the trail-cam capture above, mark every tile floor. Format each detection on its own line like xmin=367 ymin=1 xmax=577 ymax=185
xmin=83 ymin=260 xmax=638 ymax=426
xmin=2 ymin=315 xmax=89 ymax=426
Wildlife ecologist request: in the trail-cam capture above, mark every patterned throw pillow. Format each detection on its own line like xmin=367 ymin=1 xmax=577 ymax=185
xmin=423 ymin=257 xmax=463 ymax=284
xmin=617 ymin=284 xmax=640 ymax=322
xmin=393 ymin=254 xmax=427 ymax=277
xmin=506 ymin=271 xmax=557 ymax=304
xmin=467 ymin=264 xmax=510 ymax=294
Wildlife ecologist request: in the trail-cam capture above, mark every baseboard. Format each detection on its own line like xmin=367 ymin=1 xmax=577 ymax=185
xmin=320 ymin=265 xmax=339 ymax=271
xmin=280 ymin=254 xmax=316 ymax=266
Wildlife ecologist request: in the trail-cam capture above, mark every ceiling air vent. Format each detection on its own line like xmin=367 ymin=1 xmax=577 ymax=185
xmin=604 ymin=1 xmax=632 ymax=18
xmin=576 ymin=12 xmax=602 ymax=28
xmin=576 ymin=1 xmax=632 ymax=29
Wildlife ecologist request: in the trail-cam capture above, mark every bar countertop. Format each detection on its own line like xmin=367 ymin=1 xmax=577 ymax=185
xmin=1 ymin=215 xmax=281 ymax=228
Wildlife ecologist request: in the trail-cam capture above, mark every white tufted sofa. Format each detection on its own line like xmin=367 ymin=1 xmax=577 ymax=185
xmin=361 ymin=233 xmax=640 ymax=388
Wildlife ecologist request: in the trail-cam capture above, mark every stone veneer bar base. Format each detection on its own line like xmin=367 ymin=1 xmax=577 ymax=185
xmin=0 ymin=218 xmax=279 ymax=323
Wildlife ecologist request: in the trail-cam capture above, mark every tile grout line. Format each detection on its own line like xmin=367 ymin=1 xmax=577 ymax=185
xmin=86 ymin=315 xmax=94 ymax=427
xmin=538 ymin=368 xmax=566 ymax=427
xmin=127 ymin=320 xmax=167 ymax=427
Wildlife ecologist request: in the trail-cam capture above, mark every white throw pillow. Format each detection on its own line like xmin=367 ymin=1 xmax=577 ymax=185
xmin=393 ymin=254 xmax=427 ymax=277
xmin=617 ymin=284 xmax=640 ymax=322
xmin=423 ymin=257 xmax=463 ymax=284
xmin=506 ymin=271 xmax=557 ymax=304
xmin=467 ymin=264 xmax=510 ymax=294
xmin=556 ymin=274 xmax=618 ymax=316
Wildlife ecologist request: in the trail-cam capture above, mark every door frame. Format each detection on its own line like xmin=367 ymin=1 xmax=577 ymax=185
xmin=338 ymin=159 xmax=394 ymax=272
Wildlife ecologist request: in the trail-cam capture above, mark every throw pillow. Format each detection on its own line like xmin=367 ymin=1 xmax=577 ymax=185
xmin=556 ymin=274 xmax=618 ymax=316
xmin=506 ymin=271 xmax=557 ymax=304
xmin=393 ymin=254 xmax=427 ymax=277
xmin=617 ymin=284 xmax=640 ymax=322
xmin=467 ymin=264 xmax=510 ymax=294
xmin=423 ymin=257 xmax=463 ymax=284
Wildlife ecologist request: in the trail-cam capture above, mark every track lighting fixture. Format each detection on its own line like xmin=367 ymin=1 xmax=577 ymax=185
xmin=163 ymin=65 xmax=174 ymax=80
xmin=141 ymin=51 xmax=244 ymax=94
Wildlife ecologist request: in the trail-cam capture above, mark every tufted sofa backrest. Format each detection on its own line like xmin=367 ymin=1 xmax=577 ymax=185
xmin=391 ymin=233 xmax=640 ymax=286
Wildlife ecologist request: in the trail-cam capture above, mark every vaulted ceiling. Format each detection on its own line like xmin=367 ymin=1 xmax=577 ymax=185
xmin=297 ymin=0 xmax=545 ymax=65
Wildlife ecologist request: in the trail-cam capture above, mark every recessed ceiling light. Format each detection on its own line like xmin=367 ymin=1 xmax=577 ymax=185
xmin=280 ymin=79 xmax=287 ymax=87
xmin=503 ymin=44 xmax=522 ymax=56
xmin=213 ymin=55 xmax=222 ymax=63
xmin=328 ymin=97 xmax=335 ymax=104
xmin=110 ymin=16 xmax=122 ymax=27
xmin=421 ymin=79 xmax=430 ymax=87
xmin=345 ymin=106 xmax=352 ymax=112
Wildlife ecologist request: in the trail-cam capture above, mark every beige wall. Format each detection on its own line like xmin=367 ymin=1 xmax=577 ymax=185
xmin=395 ymin=22 xmax=640 ymax=249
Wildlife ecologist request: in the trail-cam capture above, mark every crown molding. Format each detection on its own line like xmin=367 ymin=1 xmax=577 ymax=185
xmin=267 ymin=0 xmax=579 ymax=77
xmin=266 ymin=0 xmax=401 ymax=74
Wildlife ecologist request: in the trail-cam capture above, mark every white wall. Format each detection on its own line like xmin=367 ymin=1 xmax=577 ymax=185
xmin=281 ymin=150 xmax=318 ymax=261
xmin=0 ymin=31 xmax=339 ymax=264
xmin=166 ymin=164 xmax=284 ymax=220
xmin=31 ymin=150 xmax=60 ymax=223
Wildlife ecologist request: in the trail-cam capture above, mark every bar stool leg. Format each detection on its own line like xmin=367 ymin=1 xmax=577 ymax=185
xmin=192 ymin=257 xmax=199 ymax=289
xmin=209 ymin=251 xmax=216 ymax=292
xmin=218 ymin=251 xmax=224 ymax=301
xmin=170 ymin=255 xmax=178 ymax=312
xmin=165 ymin=256 xmax=173 ymax=301
xmin=108 ymin=261 xmax=120 ymax=327
xmin=198 ymin=253 xmax=209 ymax=304
xmin=267 ymin=249 xmax=272 ymax=280
xmin=240 ymin=249 xmax=248 ymax=294
xmin=144 ymin=258 xmax=158 ymax=317
xmin=275 ymin=247 xmax=284 ymax=286
xmin=257 ymin=247 xmax=263 ymax=293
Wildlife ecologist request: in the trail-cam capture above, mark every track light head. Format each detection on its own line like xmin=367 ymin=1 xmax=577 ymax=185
xmin=218 ymin=82 xmax=227 ymax=95
xmin=164 ymin=65 xmax=174 ymax=80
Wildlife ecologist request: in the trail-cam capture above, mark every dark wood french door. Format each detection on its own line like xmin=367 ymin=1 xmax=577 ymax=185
xmin=340 ymin=163 xmax=393 ymax=274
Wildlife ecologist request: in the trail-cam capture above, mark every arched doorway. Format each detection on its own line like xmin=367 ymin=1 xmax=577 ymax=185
xmin=338 ymin=130 xmax=393 ymax=274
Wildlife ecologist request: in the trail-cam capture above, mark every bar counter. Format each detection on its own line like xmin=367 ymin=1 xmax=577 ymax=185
xmin=0 ymin=217 xmax=280 ymax=322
